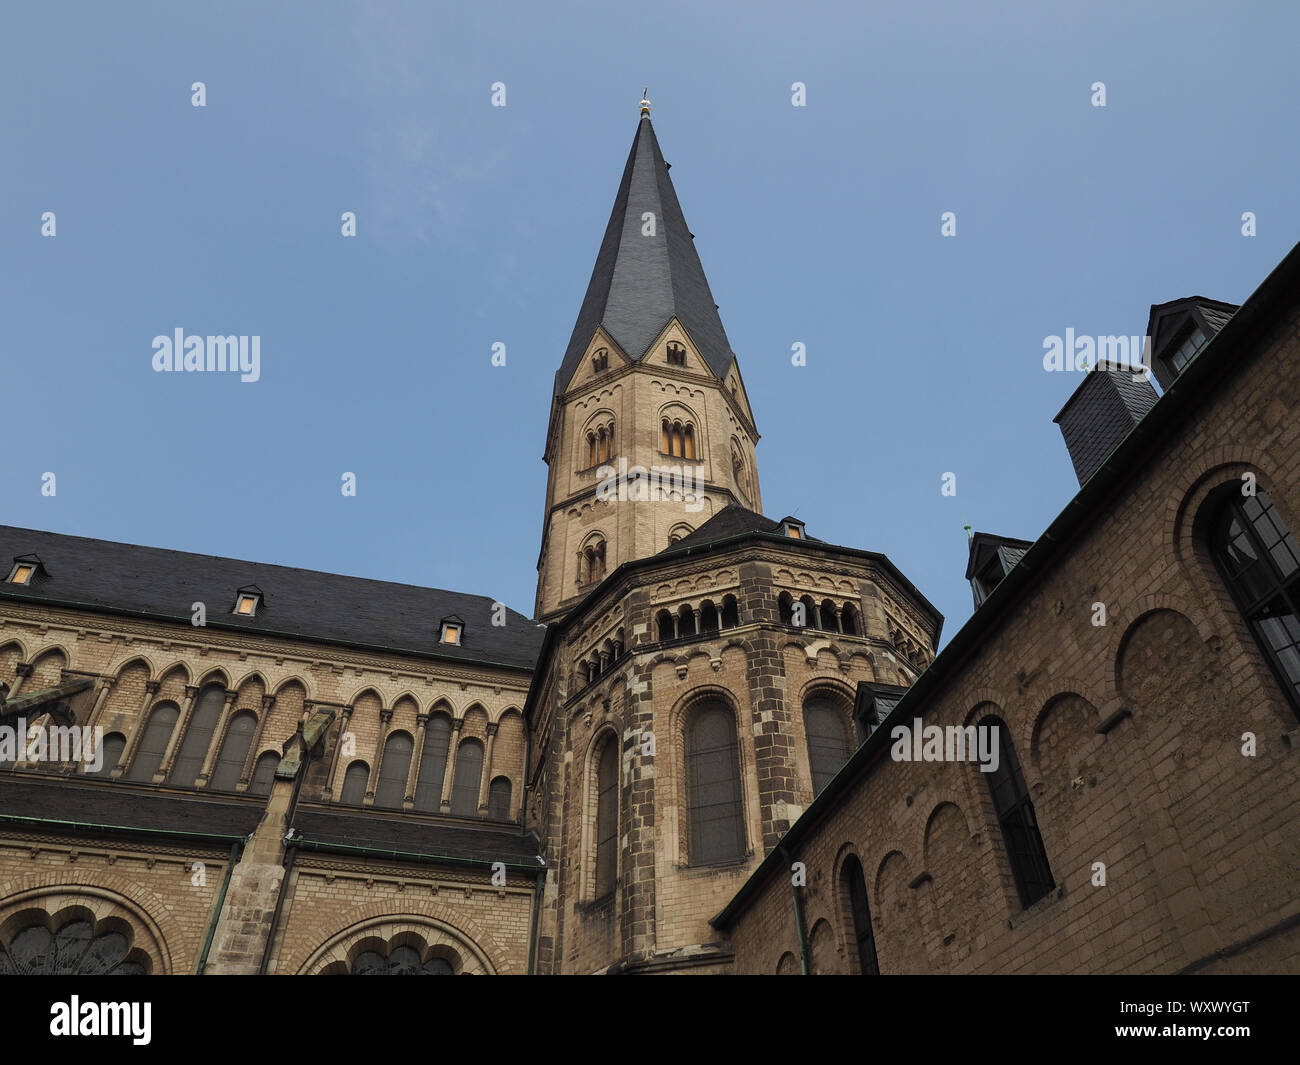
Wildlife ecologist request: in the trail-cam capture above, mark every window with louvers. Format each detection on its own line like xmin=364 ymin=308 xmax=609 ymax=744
xmin=984 ymin=717 xmax=1054 ymax=908
xmin=686 ymin=702 xmax=744 ymax=864
xmin=594 ymin=739 xmax=619 ymax=897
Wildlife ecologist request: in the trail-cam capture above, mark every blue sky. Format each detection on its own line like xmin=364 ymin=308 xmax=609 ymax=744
xmin=2 ymin=1 xmax=1297 ymax=644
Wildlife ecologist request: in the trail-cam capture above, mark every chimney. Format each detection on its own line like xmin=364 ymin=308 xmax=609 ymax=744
xmin=1053 ymin=369 xmax=1159 ymax=487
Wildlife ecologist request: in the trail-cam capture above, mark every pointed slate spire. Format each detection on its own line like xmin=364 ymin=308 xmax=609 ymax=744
xmin=555 ymin=113 xmax=736 ymax=394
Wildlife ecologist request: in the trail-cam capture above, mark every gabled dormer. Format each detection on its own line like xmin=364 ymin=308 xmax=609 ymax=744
xmin=1146 ymin=297 xmax=1238 ymax=391
xmin=965 ymin=532 xmax=1033 ymax=609
xmin=5 ymin=553 xmax=47 ymax=587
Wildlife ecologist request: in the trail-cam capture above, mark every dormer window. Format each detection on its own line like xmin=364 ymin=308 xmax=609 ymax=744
xmin=233 ymin=584 xmax=264 ymax=617
xmin=667 ymin=342 xmax=686 ymax=367
xmin=592 ymin=349 xmax=609 ymax=372
xmin=8 ymin=564 xmax=33 ymax=585
xmin=780 ymin=517 xmax=806 ymax=540
xmin=439 ymin=615 xmax=465 ymax=645
xmin=1166 ymin=326 xmax=1207 ymax=375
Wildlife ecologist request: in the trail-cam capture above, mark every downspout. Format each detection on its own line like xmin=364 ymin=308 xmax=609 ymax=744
xmin=527 ymin=869 xmax=545 ymax=975
xmin=196 ymin=840 xmax=244 ymax=974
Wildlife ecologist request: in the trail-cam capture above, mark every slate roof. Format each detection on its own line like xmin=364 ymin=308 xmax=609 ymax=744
xmin=964 ymin=531 xmax=1034 ymax=581
xmin=0 ymin=525 xmax=545 ymax=671
xmin=661 ymin=503 xmax=788 ymax=551
xmin=295 ymin=806 xmax=544 ymax=867
xmin=555 ymin=116 xmax=737 ymax=395
xmin=0 ymin=773 xmax=262 ymax=841
xmin=1053 ymin=370 xmax=1160 ymax=487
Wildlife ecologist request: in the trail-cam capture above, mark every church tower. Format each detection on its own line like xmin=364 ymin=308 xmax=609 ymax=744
xmin=534 ymin=100 xmax=762 ymax=622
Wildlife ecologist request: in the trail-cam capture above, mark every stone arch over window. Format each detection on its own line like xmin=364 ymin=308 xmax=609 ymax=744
xmin=667 ymin=522 xmax=694 ymax=546
xmin=658 ymin=403 xmax=700 ymax=460
xmin=802 ymin=688 xmax=853 ymax=795
xmin=677 ymin=603 xmax=697 ymax=638
xmin=83 ymin=732 xmax=126 ymax=778
xmin=820 ymin=599 xmax=841 ymax=633
xmin=778 ymin=591 xmax=794 ymax=625
xmin=375 ymin=731 xmax=414 ymax=809
xmin=578 ymin=533 xmax=608 ymax=586
xmin=581 ymin=410 xmax=616 ymax=469
xmin=125 ymin=702 xmax=179 ymax=782
xmin=451 ymin=738 xmax=484 ymax=816
xmin=248 ymin=750 xmax=279 ymax=795
xmin=775 ymin=950 xmax=798 ymax=975
xmin=413 ymin=710 xmax=452 ymax=813
xmin=27 ymin=647 xmax=68 ymax=690
xmin=1201 ymin=483 xmax=1300 ymax=717
xmin=800 ymin=595 xmax=819 ymax=629
xmin=210 ymin=711 xmax=258 ymax=792
xmin=666 ymin=340 xmax=687 ymax=366
xmin=682 ymin=697 xmax=745 ymax=865
xmin=299 ymin=915 xmax=498 ymax=975
xmin=807 ymin=918 xmax=838 ymax=974
xmin=0 ymin=888 xmax=171 ymax=976
xmin=340 ymin=760 xmax=369 ymax=805
xmin=699 ymin=599 xmax=720 ymax=632
xmin=591 ymin=347 xmax=609 ymax=373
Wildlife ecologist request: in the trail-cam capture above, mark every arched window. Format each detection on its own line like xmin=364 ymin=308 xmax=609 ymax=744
xmin=661 ymin=419 xmax=671 ymax=453
xmin=656 ymin=610 xmax=675 ymax=642
xmin=1210 ymin=489 xmax=1300 ymax=714
xmin=126 ymin=702 xmax=180 ymax=782
xmin=594 ymin=737 xmax=619 ymax=897
xmin=800 ymin=595 xmax=819 ymax=630
xmin=721 ymin=595 xmax=740 ymax=629
xmin=683 ymin=424 xmax=695 ymax=460
xmin=87 ymin=733 xmax=125 ymax=777
xmin=699 ymin=600 xmax=719 ymax=631
xmin=667 ymin=341 xmax=686 ymax=366
xmin=582 ymin=541 xmax=607 ymax=585
xmin=451 ymin=739 xmax=483 ymax=816
xmin=169 ymin=684 xmax=226 ymax=786
xmin=210 ymin=711 xmax=257 ymax=791
xmin=804 ymin=697 xmax=851 ymax=795
xmin=249 ymin=751 xmax=279 ymax=796
xmin=592 ymin=348 xmax=608 ymax=372
xmin=842 ymin=855 xmax=880 ymax=974
xmin=351 ymin=946 xmax=455 ymax=975
xmin=340 ymin=761 xmax=369 ymax=805
xmin=488 ymin=776 xmax=513 ymax=821
xmin=677 ymin=603 xmax=696 ymax=637
xmin=375 ymin=732 xmax=413 ymax=809
xmin=821 ymin=599 xmax=840 ymax=633
xmin=778 ymin=591 xmax=794 ymax=625
xmin=0 ymin=917 xmax=148 ymax=975
xmin=586 ymin=432 xmax=597 ymax=468
xmin=414 ymin=714 xmax=451 ymax=812
xmin=984 ymin=717 xmax=1054 ymax=908
xmin=842 ymin=602 xmax=861 ymax=637
xmin=685 ymin=702 xmax=745 ymax=864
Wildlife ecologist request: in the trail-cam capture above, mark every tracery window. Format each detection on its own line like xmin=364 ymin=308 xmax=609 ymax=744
xmin=0 ymin=917 xmax=148 ymax=975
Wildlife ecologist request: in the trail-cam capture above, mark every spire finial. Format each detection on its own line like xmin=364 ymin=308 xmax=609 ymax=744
xmin=963 ymin=520 xmax=973 ymax=543
xmin=640 ymin=88 xmax=651 ymax=117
